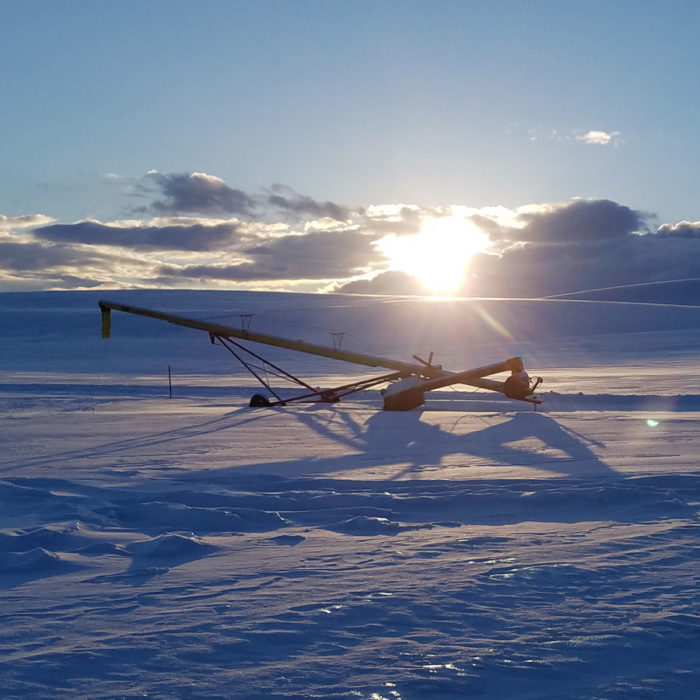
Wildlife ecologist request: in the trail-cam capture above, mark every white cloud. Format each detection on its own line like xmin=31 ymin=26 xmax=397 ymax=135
xmin=0 ymin=214 xmax=55 ymax=231
xmin=576 ymin=130 xmax=620 ymax=146
xmin=511 ymin=123 xmax=622 ymax=146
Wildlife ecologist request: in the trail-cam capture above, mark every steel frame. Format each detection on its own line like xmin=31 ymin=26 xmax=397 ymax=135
xmin=211 ymin=333 xmax=404 ymax=407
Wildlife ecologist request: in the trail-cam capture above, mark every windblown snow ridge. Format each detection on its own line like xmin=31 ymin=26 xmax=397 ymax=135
xmin=1 ymin=473 xmax=697 ymax=589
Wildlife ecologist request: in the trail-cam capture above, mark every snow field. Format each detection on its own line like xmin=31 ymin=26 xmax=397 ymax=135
xmin=1 ymin=387 xmax=699 ymax=699
xmin=1 ymin=290 xmax=699 ymax=698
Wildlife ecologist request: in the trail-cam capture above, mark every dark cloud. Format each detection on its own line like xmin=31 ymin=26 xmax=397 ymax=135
xmin=141 ymin=172 xmax=256 ymax=217
xmin=463 ymin=244 xmax=615 ymax=297
xmin=268 ymin=184 xmax=350 ymax=221
xmin=159 ymin=229 xmax=385 ymax=283
xmin=338 ymin=232 xmax=700 ymax=299
xmin=136 ymin=173 xmax=353 ymax=223
xmin=485 ymin=202 xmax=699 ymax=295
xmin=468 ymin=213 xmax=507 ymax=240
xmin=0 ymin=239 xmax=139 ymax=291
xmin=0 ymin=240 xmax=104 ymax=271
xmin=243 ymin=229 xmax=383 ymax=279
xmin=498 ymin=199 xmax=647 ymax=244
xmin=451 ymin=231 xmax=700 ymax=297
xmin=620 ymin=232 xmax=700 ymax=282
xmin=156 ymin=262 xmax=270 ymax=282
xmin=34 ymin=220 xmax=241 ymax=251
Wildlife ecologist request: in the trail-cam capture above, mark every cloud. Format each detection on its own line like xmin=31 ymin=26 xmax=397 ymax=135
xmin=243 ymin=229 xmax=382 ymax=278
xmin=459 ymin=203 xmax=698 ymax=296
xmin=465 ymin=199 xmax=647 ymax=257
xmin=267 ymin=184 xmax=350 ymax=221
xmin=0 ymin=236 xmax=153 ymax=291
xmin=359 ymin=204 xmax=428 ymax=237
xmin=0 ymin=214 xmax=54 ymax=230
xmin=510 ymin=123 xmax=621 ymax=146
xmin=156 ymin=262 xmax=261 ymax=282
xmin=140 ymin=171 xmax=256 ymax=217
xmin=473 ymin=199 xmax=693 ymax=296
xmin=510 ymin=199 xmax=646 ymax=243
xmin=34 ymin=219 xmax=242 ymax=251
xmin=338 ymin=199 xmax=699 ymax=297
xmin=576 ymin=130 xmax=620 ymax=145
xmin=0 ymin=240 xmax=103 ymax=271
xmin=158 ymin=228 xmax=384 ymax=283
xmin=338 ymin=230 xmax=700 ymax=298
xmin=4 ymin=186 xmax=700 ymax=298
xmin=0 ymin=170 xmax=384 ymax=289
xmin=134 ymin=172 xmax=352 ymax=226
xmin=334 ymin=270 xmax=427 ymax=295
xmin=657 ymin=220 xmax=700 ymax=239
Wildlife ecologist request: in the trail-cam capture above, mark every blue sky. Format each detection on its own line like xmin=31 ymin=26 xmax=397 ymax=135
xmin=2 ymin=0 xmax=700 ymax=294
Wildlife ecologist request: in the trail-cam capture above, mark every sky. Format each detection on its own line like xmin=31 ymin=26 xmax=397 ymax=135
xmin=2 ymin=0 xmax=700 ymax=296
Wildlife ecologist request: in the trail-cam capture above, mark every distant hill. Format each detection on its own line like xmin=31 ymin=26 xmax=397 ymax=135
xmin=545 ymin=278 xmax=700 ymax=305
xmin=3 ymin=288 xmax=700 ymax=375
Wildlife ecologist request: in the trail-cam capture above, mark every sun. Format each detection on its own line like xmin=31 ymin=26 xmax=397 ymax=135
xmin=377 ymin=216 xmax=489 ymax=294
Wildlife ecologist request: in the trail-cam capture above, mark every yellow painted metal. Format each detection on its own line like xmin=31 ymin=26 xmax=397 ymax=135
xmin=98 ymin=300 xmax=524 ymax=396
xmin=99 ymin=300 xmax=442 ymax=377
xmin=101 ymin=307 xmax=111 ymax=338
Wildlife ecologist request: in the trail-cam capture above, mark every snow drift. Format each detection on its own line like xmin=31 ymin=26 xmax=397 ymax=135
xmin=1 ymin=286 xmax=699 ymax=699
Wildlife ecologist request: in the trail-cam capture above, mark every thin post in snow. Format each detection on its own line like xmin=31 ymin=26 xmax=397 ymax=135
xmin=168 ymin=364 xmax=172 ymax=399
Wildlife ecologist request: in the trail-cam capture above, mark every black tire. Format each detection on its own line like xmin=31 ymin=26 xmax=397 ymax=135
xmin=249 ymin=393 xmax=271 ymax=407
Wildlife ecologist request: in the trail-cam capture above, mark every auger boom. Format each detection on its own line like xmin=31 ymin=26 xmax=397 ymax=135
xmin=99 ymin=300 xmax=542 ymax=410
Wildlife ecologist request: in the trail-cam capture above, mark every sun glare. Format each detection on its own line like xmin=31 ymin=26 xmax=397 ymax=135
xmin=378 ymin=216 xmax=489 ymax=294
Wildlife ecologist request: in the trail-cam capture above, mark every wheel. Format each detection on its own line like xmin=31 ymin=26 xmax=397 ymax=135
xmin=249 ymin=393 xmax=271 ymax=407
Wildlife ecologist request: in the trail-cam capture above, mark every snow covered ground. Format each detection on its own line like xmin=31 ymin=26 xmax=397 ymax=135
xmin=1 ymin=290 xmax=699 ymax=699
